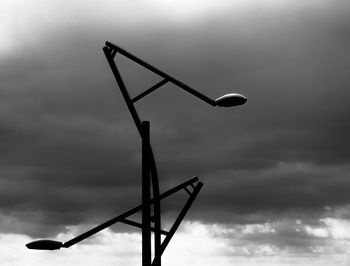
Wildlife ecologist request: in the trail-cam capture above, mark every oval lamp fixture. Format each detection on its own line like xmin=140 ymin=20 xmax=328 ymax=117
xmin=215 ymin=93 xmax=247 ymax=107
xmin=26 ymin=239 xmax=63 ymax=250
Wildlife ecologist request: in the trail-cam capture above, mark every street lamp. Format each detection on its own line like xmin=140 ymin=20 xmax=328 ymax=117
xmin=215 ymin=93 xmax=247 ymax=107
xmin=26 ymin=42 xmax=247 ymax=266
xmin=26 ymin=239 xmax=63 ymax=250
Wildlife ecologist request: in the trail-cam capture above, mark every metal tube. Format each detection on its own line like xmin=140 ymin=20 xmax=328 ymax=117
xmin=150 ymin=143 xmax=161 ymax=266
xmin=132 ymin=79 xmax=168 ymax=103
xmin=103 ymin=46 xmax=143 ymax=135
xmin=105 ymin=42 xmax=216 ymax=106
xmin=62 ymin=177 xmax=199 ymax=248
xmin=119 ymin=218 xmax=168 ymax=235
xmin=142 ymin=121 xmax=152 ymax=266
xmin=159 ymin=182 xmax=203 ymax=256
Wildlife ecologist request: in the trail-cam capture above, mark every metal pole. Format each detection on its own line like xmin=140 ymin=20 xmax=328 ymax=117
xmin=142 ymin=121 xmax=151 ymax=266
xmin=61 ymin=177 xmax=199 ymax=248
xmin=150 ymin=144 xmax=161 ymax=266
xmin=103 ymin=46 xmax=143 ymax=134
xmin=102 ymin=43 xmax=205 ymax=266
xmin=160 ymin=182 xmax=203 ymax=256
xmin=104 ymin=42 xmax=216 ymax=106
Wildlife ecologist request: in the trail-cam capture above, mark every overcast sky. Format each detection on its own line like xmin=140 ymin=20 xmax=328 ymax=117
xmin=1 ymin=0 xmax=350 ymax=265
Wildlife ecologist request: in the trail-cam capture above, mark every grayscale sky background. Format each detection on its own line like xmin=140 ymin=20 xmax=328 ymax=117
xmin=1 ymin=0 xmax=350 ymax=265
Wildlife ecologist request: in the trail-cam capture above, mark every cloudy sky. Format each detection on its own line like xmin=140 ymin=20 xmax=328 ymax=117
xmin=1 ymin=0 xmax=350 ymax=265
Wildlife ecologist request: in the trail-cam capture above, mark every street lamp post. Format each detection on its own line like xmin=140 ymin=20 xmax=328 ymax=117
xmin=26 ymin=42 xmax=247 ymax=266
xmin=102 ymin=41 xmax=246 ymax=266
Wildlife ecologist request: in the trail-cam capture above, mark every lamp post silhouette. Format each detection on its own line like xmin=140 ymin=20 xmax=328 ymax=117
xmin=26 ymin=42 xmax=247 ymax=266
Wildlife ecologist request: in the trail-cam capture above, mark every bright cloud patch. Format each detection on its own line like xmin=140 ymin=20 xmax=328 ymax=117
xmin=3 ymin=219 xmax=350 ymax=266
xmin=165 ymin=220 xmax=350 ymax=265
xmin=321 ymin=218 xmax=350 ymax=240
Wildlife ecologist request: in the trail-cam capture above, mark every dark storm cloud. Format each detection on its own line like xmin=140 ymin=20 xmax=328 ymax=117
xmin=191 ymin=164 xmax=350 ymax=223
xmin=1 ymin=0 xmax=350 ymax=238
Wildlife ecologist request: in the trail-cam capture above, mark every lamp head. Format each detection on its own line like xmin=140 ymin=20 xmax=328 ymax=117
xmin=26 ymin=239 xmax=63 ymax=250
xmin=215 ymin=93 xmax=247 ymax=107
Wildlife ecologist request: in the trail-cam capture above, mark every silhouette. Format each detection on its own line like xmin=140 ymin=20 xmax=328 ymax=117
xmin=26 ymin=41 xmax=247 ymax=266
